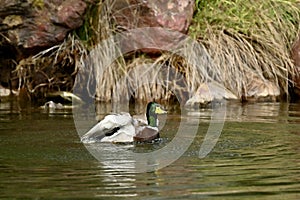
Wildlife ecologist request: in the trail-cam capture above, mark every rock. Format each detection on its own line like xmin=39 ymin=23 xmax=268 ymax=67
xmin=291 ymin=36 xmax=300 ymax=97
xmin=42 ymin=100 xmax=64 ymax=110
xmin=0 ymin=0 xmax=87 ymax=56
xmin=0 ymin=85 xmax=11 ymax=97
xmin=244 ymin=77 xmax=280 ymax=102
xmin=2 ymin=15 xmax=22 ymax=27
xmin=185 ymin=79 xmax=280 ymax=108
xmin=0 ymin=0 xmax=89 ymax=91
xmin=112 ymin=0 xmax=195 ymax=54
xmin=119 ymin=27 xmax=187 ymax=54
xmin=54 ymin=0 xmax=87 ymax=29
xmin=185 ymin=82 xmax=238 ymax=108
xmin=45 ymin=91 xmax=83 ymax=103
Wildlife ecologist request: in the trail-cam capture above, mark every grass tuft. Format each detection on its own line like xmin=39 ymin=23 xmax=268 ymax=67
xmin=189 ymin=0 xmax=300 ymax=97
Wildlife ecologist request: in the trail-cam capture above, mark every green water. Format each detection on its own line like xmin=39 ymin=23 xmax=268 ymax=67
xmin=0 ymin=101 xmax=300 ymax=199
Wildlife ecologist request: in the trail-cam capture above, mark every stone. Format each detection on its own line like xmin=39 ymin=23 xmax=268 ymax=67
xmin=2 ymin=15 xmax=22 ymax=27
xmin=185 ymin=82 xmax=238 ymax=108
xmin=119 ymin=27 xmax=187 ymax=54
xmin=0 ymin=85 xmax=11 ymax=97
xmin=112 ymin=0 xmax=195 ymax=54
xmin=54 ymin=0 xmax=87 ymax=29
xmin=0 ymin=0 xmax=89 ymax=89
xmin=244 ymin=77 xmax=280 ymax=102
xmin=0 ymin=0 xmax=87 ymax=55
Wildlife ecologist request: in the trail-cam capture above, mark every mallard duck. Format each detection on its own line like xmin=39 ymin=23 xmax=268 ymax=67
xmin=81 ymin=102 xmax=167 ymax=143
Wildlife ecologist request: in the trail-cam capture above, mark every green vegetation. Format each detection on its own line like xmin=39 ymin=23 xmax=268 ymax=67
xmin=29 ymin=0 xmax=44 ymax=9
xmin=189 ymin=0 xmax=300 ymax=97
xmin=75 ymin=1 xmax=113 ymax=47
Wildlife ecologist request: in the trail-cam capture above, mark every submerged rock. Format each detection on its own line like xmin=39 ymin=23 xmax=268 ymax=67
xmin=40 ymin=100 xmax=75 ymax=114
xmin=42 ymin=100 xmax=64 ymax=110
xmin=185 ymin=82 xmax=237 ymax=108
xmin=185 ymin=79 xmax=280 ymax=108
xmin=0 ymin=86 xmax=11 ymax=97
xmin=244 ymin=77 xmax=280 ymax=102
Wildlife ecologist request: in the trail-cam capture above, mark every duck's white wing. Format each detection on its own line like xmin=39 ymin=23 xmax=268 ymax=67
xmin=81 ymin=113 xmax=134 ymax=143
xmin=100 ymin=123 xmax=136 ymax=143
xmin=98 ymin=113 xmax=132 ymax=129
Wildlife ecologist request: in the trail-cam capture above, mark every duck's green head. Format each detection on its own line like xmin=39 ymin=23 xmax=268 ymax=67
xmin=146 ymin=102 xmax=167 ymax=127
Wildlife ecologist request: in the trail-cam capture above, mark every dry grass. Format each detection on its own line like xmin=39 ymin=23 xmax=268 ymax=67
xmin=83 ymin=0 xmax=300 ymax=103
xmin=84 ymin=42 xmax=215 ymax=103
xmin=13 ymin=35 xmax=87 ymax=101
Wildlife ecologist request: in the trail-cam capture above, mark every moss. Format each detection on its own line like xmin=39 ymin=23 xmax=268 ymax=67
xmin=74 ymin=0 xmax=112 ymax=48
xmin=29 ymin=0 xmax=44 ymax=9
xmin=3 ymin=15 xmax=23 ymax=27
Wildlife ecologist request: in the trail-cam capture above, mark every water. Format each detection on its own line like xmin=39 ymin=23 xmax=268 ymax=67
xmin=0 ymin=100 xmax=300 ymax=199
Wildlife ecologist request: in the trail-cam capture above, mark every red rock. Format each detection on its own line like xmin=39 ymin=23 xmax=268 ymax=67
xmin=55 ymin=0 xmax=87 ymax=29
xmin=0 ymin=0 xmax=89 ymax=89
xmin=112 ymin=0 xmax=195 ymax=54
xmin=2 ymin=0 xmax=87 ymax=52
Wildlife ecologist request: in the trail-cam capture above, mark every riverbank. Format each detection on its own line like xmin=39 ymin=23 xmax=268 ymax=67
xmin=0 ymin=0 xmax=299 ymax=105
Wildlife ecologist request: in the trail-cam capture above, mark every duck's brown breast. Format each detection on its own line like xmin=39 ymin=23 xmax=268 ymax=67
xmin=133 ymin=127 xmax=159 ymax=142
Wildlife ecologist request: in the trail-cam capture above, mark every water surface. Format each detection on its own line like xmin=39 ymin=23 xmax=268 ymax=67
xmin=0 ymin=101 xmax=299 ymax=199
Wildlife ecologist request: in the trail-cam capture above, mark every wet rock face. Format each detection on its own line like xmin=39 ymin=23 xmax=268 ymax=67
xmin=291 ymin=36 xmax=300 ymax=97
xmin=112 ymin=0 xmax=195 ymax=54
xmin=0 ymin=0 xmax=87 ymax=57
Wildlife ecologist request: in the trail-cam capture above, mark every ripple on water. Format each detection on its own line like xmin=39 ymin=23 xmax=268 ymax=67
xmin=0 ymin=101 xmax=300 ymax=199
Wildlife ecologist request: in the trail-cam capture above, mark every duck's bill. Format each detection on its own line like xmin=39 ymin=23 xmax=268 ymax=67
xmin=155 ymin=106 xmax=167 ymax=114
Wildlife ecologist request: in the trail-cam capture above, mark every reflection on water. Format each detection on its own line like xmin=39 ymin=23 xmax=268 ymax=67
xmin=0 ymin=100 xmax=300 ymax=199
